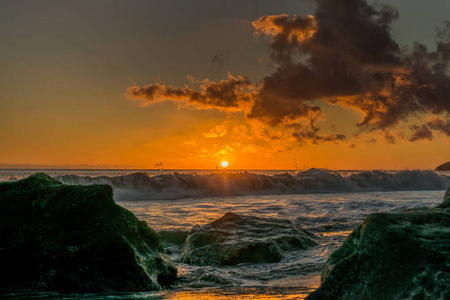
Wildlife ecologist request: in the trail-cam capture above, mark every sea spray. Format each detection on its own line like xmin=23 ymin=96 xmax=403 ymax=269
xmin=53 ymin=169 xmax=450 ymax=200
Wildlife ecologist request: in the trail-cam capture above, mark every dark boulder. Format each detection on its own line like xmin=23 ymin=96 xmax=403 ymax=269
xmin=180 ymin=212 xmax=317 ymax=266
xmin=0 ymin=173 xmax=177 ymax=293
xmin=436 ymin=161 xmax=450 ymax=171
xmin=159 ymin=230 xmax=189 ymax=247
xmin=158 ymin=230 xmax=189 ymax=254
xmin=307 ymin=186 xmax=450 ymax=299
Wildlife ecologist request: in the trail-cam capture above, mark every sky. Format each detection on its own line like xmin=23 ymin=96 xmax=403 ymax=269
xmin=1 ymin=0 xmax=449 ymax=170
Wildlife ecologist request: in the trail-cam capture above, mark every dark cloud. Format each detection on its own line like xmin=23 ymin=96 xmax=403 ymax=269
xmin=406 ymin=116 xmax=450 ymax=142
xmin=409 ymin=124 xmax=433 ymax=141
xmin=427 ymin=116 xmax=450 ymax=137
xmin=126 ymin=74 xmax=255 ymax=111
xmin=383 ymin=130 xmax=397 ymax=144
xmin=250 ymin=0 xmax=450 ymax=133
xmin=348 ymin=143 xmax=357 ymax=149
xmin=291 ymin=123 xmax=346 ymax=145
xmin=212 ymin=50 xmax=231 ymax=67
xmin=127 ymin=0 xmax=450 ymax=145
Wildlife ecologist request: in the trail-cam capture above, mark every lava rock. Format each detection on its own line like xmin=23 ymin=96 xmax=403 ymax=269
xmin=307 ymin=186 xmax=450 ymax=300
xmin=0 ymin=173 xmax=177 ymax=293
xmin=180 ymin=212 xmax=317 ymax=266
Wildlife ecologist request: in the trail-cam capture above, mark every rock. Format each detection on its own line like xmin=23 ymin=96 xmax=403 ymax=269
xmin=159 ymin=230 xmax=189 ymax=246
xmin=307 ymin=188 xmax=450 ymax=300
xmin=438 ymin=186 xmax=450 ymax=208
xmin=180 ymin=212 xmax=317 ymax=266
xmin=436 ymin=161 xmax=450 ymax=171
xmin=0 ymin=173 xmax=177 ymax=293
xmin=158 ymin=230 xmax=189 ymax=254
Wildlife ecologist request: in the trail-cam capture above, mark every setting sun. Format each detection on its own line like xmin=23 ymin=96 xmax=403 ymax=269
xmin=221 ymin=161 xmax=228 ymax=168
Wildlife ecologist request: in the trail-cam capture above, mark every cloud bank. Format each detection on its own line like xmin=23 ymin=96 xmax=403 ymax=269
xmin=127 ymin=0 xmax=450 ymax=144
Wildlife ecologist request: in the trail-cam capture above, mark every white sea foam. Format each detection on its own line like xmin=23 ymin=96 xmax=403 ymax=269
xmin=53 ymin=168 xmax=450 ymax=200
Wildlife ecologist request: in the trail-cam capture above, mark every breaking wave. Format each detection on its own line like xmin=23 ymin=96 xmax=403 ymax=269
xmin=54 ymin=169 xmax=450 ymax=200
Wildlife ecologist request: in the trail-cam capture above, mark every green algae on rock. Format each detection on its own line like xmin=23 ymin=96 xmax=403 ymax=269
xmin=307 ymin=186 xmax=450 ymax=300
xmin=0 ymin=173 xmax=177 ymax=293
xmin=181 ymin=212 xmax=318 ymax=266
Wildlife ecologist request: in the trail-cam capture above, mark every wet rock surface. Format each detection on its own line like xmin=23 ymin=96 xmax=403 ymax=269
xmin=180 ymin=212 xmax=317 ymax=266
xmin=158 ymin=230 xmax=189 ymax=254
xmin=0 ymin=173 xmax=177 ymax=293
xmin=307 ymin=186 xmax=450 ymax=299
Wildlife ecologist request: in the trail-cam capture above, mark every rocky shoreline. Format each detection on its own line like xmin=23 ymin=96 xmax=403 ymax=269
xmin=1 ymin=173 xmax=449 ymax=298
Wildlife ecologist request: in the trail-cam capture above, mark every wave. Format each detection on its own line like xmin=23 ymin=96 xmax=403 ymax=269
xmin=53 ymin=169 xmax=450 ymax=200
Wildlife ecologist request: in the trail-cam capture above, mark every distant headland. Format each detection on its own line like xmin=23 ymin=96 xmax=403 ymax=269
xmin=436 ymin=162 xmax=450 ymax=171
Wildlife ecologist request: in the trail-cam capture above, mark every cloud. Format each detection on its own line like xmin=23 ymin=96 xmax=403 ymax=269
xmin=196 ymin=147 xmax=209 ymax=159
xmin=127 ymin=0 xmax=450 ymax=146
xmin=405 ymin=116 xmax=450 ymax=142
xmin=347 ymin=143 xmax=357 ymax=149
xmin=184 ymin=139 xmax=197 ymax=146
xmin=253 ymin=14 xmax=317 ymax=64
xmin=427 ymin=116 xmax=450 ymax=137
xmin=382 ymin=130 xmax=397 ymax=144
xmin=203 ymin=123 xmax=228 ymax=138
xmin=214 ymin=144 xmax=234 ymax=156
xmin=126 ymin=73 xmax=256 ymax=111
xmin=292 ymin=124 xmax=346 ymax=145
xmin=212 ymin=50 xmax=231 ymax=67
xmin=244 ymin=144 xmax=265 ymax=153
xmin=409 ymin=124 xmax=433 ymax=142
xmin=250 ymin=0 xmax=450 ymax=133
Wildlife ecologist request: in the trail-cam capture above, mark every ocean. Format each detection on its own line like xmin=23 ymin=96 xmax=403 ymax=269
xmin=2 ymin=168 xmax=449 ymax=299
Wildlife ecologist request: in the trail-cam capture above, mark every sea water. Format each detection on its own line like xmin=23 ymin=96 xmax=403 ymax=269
xmin=1 ymin=169 xmax=449 ymax=299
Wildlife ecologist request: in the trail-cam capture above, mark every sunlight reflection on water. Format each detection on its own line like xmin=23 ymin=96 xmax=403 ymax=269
xmin=160 ymin=286 xmax=318 ymax=299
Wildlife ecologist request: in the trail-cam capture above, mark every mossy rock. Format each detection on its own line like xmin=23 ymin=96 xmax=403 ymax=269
xmin=0 ymin=173 xmax=177 ymax=293
xmin=181 ymin=212 xmax=317 ymax=266
xmin=307 ymin=187 xmax=450 ymax=299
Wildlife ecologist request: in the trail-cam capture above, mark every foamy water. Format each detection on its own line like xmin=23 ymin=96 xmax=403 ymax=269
xmin=116 ymin=190 xmax=443 ymax=299
xmin=1 ymin=169 xmax=449 ymax=299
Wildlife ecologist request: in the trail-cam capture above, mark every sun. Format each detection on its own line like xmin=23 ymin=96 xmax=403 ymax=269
xmin=221 ymin=161 xmax=228 ymax=168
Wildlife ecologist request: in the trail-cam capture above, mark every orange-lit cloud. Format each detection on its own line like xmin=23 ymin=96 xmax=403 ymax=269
xmin=214 ymin=144 xmax=234 ymax=156
xmin=127 ymin=73 xmax=256 ymax=111
xmin=382 ymin=130 xmax=397 ymax=144
xmin=184 ymin=139 xmax=197 ymax=146
xmin=127 ymin=0 xmax=450 ymax=148
xmin=248 ymin=0 xmax=450 ymax=135
xmin=253 ymin=14 xmax=316 ymax=63
xmin=203 ymin=123 xmax=228 ymax=138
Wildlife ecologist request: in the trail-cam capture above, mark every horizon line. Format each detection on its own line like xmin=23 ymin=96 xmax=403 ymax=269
xmin=0 ymin=166 xmax=438 ymax=171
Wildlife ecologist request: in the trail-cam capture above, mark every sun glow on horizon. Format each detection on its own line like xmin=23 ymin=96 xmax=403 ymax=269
xmin=221 ymin=161 xmax=228 ymax=168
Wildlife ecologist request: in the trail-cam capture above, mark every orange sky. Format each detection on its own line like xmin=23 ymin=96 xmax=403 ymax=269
xmin=1 ymin=0 xmax=449 ymax=170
